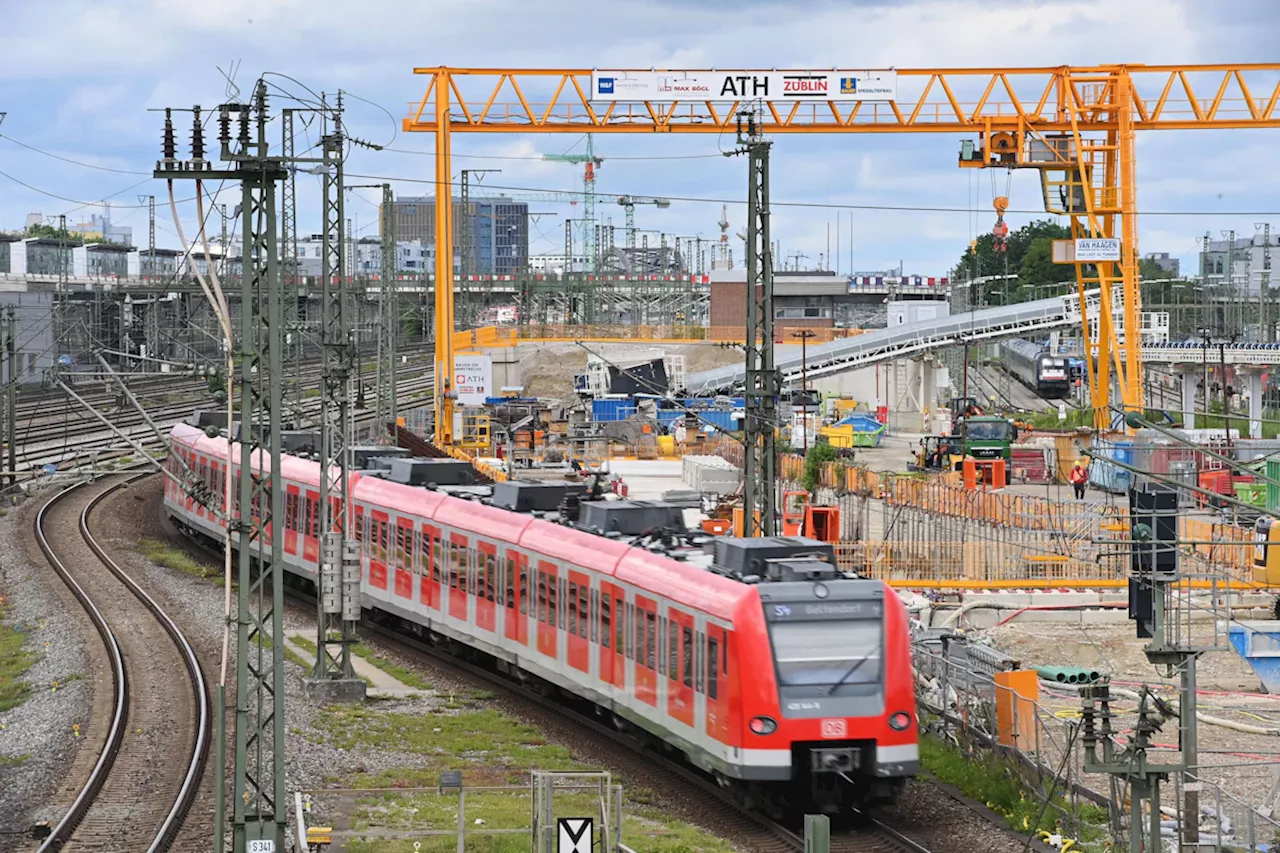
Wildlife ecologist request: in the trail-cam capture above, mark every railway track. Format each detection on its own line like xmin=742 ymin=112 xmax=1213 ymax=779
xmin=33 ymin=473 xmax=210 ymax=852
xmin=270 ymin=586 xmax=932 ymax=853
xmin=5 ymin=356 xmax=436 ymax=491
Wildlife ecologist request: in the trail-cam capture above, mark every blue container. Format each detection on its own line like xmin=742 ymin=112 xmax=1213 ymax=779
xmin=592 ymin=398 xmax=635 ymax=422
xmin=1228 ymin=623 xmax=1280 ymax=694
xmin=1087 ymin=440 xmax=1134 ymax=493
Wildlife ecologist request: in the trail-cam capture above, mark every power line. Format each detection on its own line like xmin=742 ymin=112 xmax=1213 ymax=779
xmin=0 ymin=134 xmax=152 ymax=175
xmin=345 ymin=173 xmax=1280 ymax=218
xmin=382 ymin=146 xmax=728 ymax=162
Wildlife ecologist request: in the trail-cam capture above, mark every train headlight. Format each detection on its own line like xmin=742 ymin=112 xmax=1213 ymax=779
xmin=889 ymin=711 xmax=912 ymax=731
xmin=749 ymin=716 xmax=777 ymax=735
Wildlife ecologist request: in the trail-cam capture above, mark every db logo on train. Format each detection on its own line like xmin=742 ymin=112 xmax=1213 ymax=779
xmin=820 ymin=719 xmax=848 ymax=739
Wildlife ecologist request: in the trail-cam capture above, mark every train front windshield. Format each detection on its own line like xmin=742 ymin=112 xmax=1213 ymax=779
xmin=769 ymin=618 xmax=882 ymax=689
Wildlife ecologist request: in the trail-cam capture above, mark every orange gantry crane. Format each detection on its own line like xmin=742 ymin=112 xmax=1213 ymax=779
xmin=405 ymin=65 xmax=1280 ymax=443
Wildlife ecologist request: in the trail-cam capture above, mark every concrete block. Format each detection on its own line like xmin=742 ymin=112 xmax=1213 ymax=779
xmin=302 ymin=676 xmax=368 ymax=704
xmin=960 ymin=593 xmax=1032 ymax=608
xmin=1080 ymin=609 xmax=1130 ymax=624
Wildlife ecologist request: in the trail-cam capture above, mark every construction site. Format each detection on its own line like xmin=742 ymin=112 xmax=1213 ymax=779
xmin=5 ymin=54 xmax=1280 ymax=853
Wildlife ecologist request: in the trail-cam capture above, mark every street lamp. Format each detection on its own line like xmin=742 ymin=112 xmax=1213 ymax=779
xmin=792 ymin=329 xmax=817 ymax=453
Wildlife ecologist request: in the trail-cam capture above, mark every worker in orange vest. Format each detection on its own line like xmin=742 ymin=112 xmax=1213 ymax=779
xmin=1069 ymin=458 xmax=1088 ymax=500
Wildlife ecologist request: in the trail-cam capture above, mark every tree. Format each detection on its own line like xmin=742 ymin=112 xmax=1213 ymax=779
xmin=24 ymin=223 xmax=108 ymax=244
xmin=954 ymin=218 xmax=1073 ymax=305
xmin=1139 ymin=257 xmax=1175 ymax=281
xmin=1019 ymin=237 xmax=1076 ymax=297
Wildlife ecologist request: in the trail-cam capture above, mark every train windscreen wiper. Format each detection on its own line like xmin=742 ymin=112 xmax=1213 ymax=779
xmin=825 ymin=648 xmax=880 ymax=696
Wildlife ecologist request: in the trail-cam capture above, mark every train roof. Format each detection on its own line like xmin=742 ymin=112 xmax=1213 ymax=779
xmin=1001 ymin=337 xmax=1047 ymax=360
xmin=170 ymin=422 xmax=758 ymax=622
xmin=170 ymin=421 xmax=327 ymax=488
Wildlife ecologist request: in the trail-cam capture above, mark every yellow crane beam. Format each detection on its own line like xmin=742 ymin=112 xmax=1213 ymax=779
xmin=408 ymin=65 xmax=1280 ymax=444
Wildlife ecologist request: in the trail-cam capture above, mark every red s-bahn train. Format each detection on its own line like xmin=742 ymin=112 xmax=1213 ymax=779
xmin=163 ymin=421 xmax=918 ymax=815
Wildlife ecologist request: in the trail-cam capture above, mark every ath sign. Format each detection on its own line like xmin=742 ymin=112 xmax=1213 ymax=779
xmin=454 ymin=355 xmax=492 ymax=405
xmin=591 ymin=70 xmax=897 ymax=102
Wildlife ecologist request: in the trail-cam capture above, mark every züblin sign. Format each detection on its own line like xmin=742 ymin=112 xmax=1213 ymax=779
xmin=590 ymin=70 xmax=897 ymax=103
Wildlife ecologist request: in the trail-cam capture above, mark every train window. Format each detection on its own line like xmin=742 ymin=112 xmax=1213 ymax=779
xmin=548 ymin=575 xmax=558 ymax=628
xmin=505 ymin=556 xmax=516 ymax=609
xmin=695 ymin=631 xmax=705 ymax=694
xmin=537 ymin=572 xmax=548 ymax=622
xmin=682 ymin=627 xmax=693 ymax=688
xmin=657 ymin=617 xmax=667 ymax=675
xmin=519 ymin=563 xmax=529 ymax=615
xmin=448 ymin=543 xmax=459 ymax=588
xmin=589 ymin=590 xmax=598 ymax=643
xmin=707 ymin=635 xmax=719 ymax=700
xmin=485 ymin=553 xmax=496 ymax=603
xmin=395 ymin=526 xmax=407 ymax=569
xmin=634 ymin=606 xmax=644 ymax=664
xmin=578 ymin=586 xmax=589 ymax=640
xmin=601 ymin=594 xmax=611 ymax=649
xmin=413 ymin=531 xmax=425 ymax=574
xmin=668 ymin=621 xmax=678 ymax=681
xmin=646 ymin=612 xmax=656 ymax=670
xmin=721 ymin=630 xmax=729 ymax=676
xmin=379 ymin=521 xmax=389 ymax=562
xmin=432 ymin=536 xmax=442 ymax=582
xmin=625 ymin=604 xmax=634 ymax=660
xmin=568 ymin=581 xmax=579 ymax=635
xmin=615 ymin=597 xmax=625 ymax=654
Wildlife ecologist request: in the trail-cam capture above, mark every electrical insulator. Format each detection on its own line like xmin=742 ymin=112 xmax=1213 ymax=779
xmin=162 ymin=108 xmax=177 ymax=161
xmin=238 ymin=107 xmax=250 ymax=147
xmin=218 ymin=107 xmax=231 ymax=146
xmin=191 ymin=105 xmax=205 ymax=162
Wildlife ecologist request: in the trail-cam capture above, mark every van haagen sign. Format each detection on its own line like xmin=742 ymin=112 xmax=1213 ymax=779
xmin=590 ymin=70 xmax=897 ymax=103
xmin=453 ymin=355 xmax=492 ymax=406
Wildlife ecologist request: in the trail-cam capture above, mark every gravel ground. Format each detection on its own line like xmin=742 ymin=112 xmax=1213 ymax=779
xmin=987 ymin=620 xmax=1280 ymax=826
xmin=0 ymin=487 xmax=93 ymax=850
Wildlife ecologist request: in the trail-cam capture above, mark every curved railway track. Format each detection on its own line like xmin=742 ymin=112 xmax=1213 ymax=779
xmin=33 ymin=473 xmax=210 ymax=852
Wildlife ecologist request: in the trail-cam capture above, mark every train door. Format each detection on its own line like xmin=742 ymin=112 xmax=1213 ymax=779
xmin=693 ymin=617 xmax=708 ymax=739
xmin=704 ymin=625 xmax=731 ymax=744
xmin=393 ymin=517 xmax=414 ymax=601
xmin=420 ymin=524 xmax=441 ymax=611
xmin=597 ymin=582 xmax=617 ymax=688
xmin=667 ymin=608 xmax=695 ymax=728
xmin=503 ymin=550 xmax=529 ymax=647
xmin=476 ymin=542 xmax=498 ymax=635
xmin=536 ymin=561 xmax=558 ymax=661
xmin=284 ymin=485 xmax=300 ymax=557
xmin=566 ymin=570 xmax=591 ymax=674
xmin=447 ymin=535 xmax=470 ymax=623
xmin=368 ymin=511 xmax=389 ymax=591
xmin=302 ymin=490 xmax=320 ymax=566
xmin=634 ymin=595 xmax=658 ymax=708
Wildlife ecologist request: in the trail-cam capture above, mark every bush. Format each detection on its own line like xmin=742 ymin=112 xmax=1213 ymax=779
xmin=801 ymin=443 xmax=839 ymax=492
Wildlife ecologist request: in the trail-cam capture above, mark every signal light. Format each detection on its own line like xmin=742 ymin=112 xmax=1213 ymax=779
xmin=749 ymin=716 xmax=777 ymax=735
xmin=889 ymin=712 xmax=912 ymax=731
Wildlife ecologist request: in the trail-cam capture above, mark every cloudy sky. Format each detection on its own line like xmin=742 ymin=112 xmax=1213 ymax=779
xmin=1 ymin=0 xmax=1278 ymax=276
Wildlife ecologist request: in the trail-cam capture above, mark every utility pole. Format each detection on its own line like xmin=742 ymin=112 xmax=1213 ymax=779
xmin=156 ymin=84 xmax=290 ymax=852
xmin=727 ymin=110 xmax=777 ymax=537
xmin=136 ymin=195 xmax=156 ymax=281
xmin=309 ymin=94 xmax=364 ymax=700
xmin=458 ymin=169 xmax=500 ymax=330
xmin=281 ymin=109 xmax=302 ymax=380
xmin=792 ymin=330 xmax=816 ymax=455
xmin=1259 ymin=223 xmax=1273 ymax=343
xmin=379 ymin=183 xmax=398 ymax=432
xmin=3 ymin=307 xmax=13 ymax=489
xmin=1081 ymin=475 xmax=1205 ymax=850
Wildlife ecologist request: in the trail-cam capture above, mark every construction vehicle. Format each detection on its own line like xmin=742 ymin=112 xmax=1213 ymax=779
xmin=946 ymin=396 xmax=984 ymax=432
xmin=915 ymin=435 xmax=963 ymax=471
xmin=952 ymin=415 xmax=1017 ymax=464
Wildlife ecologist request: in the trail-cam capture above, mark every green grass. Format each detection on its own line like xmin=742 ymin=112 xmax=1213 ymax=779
xmin=315 ymin=701 xmax=736 ymax=852
xmin=286 ymin=634 xmax=374 ymax=686
xmin=351 ymin=643 xmax=433 ymax=691
xmin=921 ymin=734 xmax=1107 ymax=845
xmin=0 ymin=606 xmax=38 ymax=712
xmin=136 ymin=538 xmax=224 ymax=585
xmin=0 ymin=753 xmax=30 ymax=766
xmin=344 ymin=789 xmax=737 ymax=853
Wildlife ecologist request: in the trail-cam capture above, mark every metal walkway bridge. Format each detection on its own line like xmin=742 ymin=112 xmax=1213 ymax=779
xmin=686 ymin=288 xmax=1116 ymax=393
